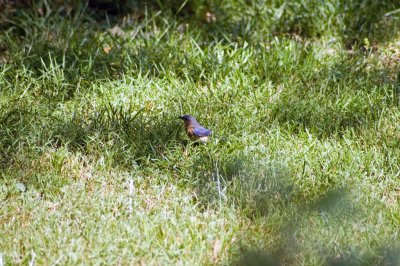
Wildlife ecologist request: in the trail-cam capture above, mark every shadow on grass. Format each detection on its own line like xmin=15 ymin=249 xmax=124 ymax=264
xmin=188 ymin=154 xmax=293 ymax=216
xmin=232 ymin=186 xmax=400 ymax=265
xmin=186 ymin=152 xmax=398 ymax=265
xmin=83 ymin=0 xmax=400 ymax=47
xmin=0 ymin=99 xmax=51 ymax=168
xmin=51 ymin=105 xmax=184 ymax=165
xmin=205 ymin=0 xmax=400 ymax=47
xmin=338 ymin=0 xmax=400 ymax=48
xmin=183 ymin=150 xmax=398 ymax=265
xmin=235 ymin=245 xmax=400 ymax=266
xmin=4 ymin=0 xmax=400 ymax=49
xmin=269 ymin=53 xmax=399 ymax=137
xmin=0 ymin=98 xmax=183 ymax=169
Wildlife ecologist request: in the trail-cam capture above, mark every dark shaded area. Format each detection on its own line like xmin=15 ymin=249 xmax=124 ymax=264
xmin=269 ymin=53 xmax=400 ymax=138
xmin=180 ymin=148 xmax=399 ymax=265
xmin=0 ymin=97 xmax=183 ymax=169
xmin=326 ymin=246 xmax=400 ymax=266
xmin=0 ymin=0 xmax=211 ymax=22
xmin=236 ymin=245 xmax=400 ymax=266
xmin=88 ymin=0 xmax=129 ymax=13
xmin=235 ymin=248 xmax=283 ymax=266
xmin=339 ymin=0 xmax=400 ymax=47
xmin=188 ymin=153 xmax=294 ymax=215
xmin=4 ymin=0 xmax=399 ymax=47
xmin=0 ymin=100 xmax=185 ymax=199
xmin=308 ymin=188 xmax=350 ymax=214
xmin=1 ymin=9 xmax=219 ymax=96
xmin=51 ymin=104 xmax=183 ymax=165
xmin=232 ymin=185 xmax=399 ymax=265
xmin=268 ymin=0 xmax=400 ymax=46
xmin=0 ymin=98 xmax=52 ymax=168
xmin=2 ymin=25 xmax=129 ymax=93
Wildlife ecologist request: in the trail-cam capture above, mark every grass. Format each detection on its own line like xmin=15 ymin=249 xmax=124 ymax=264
xmin=1 ymin=0 xmax=400 ymax=265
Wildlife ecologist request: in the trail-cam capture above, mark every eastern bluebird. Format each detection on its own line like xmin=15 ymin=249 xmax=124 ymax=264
xmin=179 ymin=115 xmax=212 ymax=143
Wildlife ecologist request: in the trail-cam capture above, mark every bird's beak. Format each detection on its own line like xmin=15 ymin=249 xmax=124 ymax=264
xmin=178 ymin=116 xmax=183 ymax=119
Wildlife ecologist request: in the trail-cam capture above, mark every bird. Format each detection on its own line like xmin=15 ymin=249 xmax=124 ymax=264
xmin=179 ymin=115 xmax=212 ymax=143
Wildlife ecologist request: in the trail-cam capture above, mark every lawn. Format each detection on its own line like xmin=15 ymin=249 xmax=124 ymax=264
xmin=1 ymin=0 xmax=400 ymax=265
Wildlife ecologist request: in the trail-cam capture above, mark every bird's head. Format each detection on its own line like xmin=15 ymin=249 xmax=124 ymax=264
xmin=179 ymin=115 xmax=198 ymax=126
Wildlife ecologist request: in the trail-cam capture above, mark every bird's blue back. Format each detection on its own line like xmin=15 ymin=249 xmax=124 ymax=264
xmin=193 ymin=127 xmax=212 ymax=137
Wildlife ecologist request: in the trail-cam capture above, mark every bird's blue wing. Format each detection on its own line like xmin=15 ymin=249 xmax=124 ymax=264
xmin=193 ymin=127 xmax=212 ymax=137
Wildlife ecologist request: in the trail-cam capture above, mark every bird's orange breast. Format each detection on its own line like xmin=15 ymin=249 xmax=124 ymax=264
xmin=185 ymin=126 xmax=209 ymax=142
xmin=186 ymin=127 xmax=198 ymax=140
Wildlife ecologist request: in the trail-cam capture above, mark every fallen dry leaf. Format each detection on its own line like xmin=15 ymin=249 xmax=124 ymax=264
xmin=103 ymin=45 xmax=112 ymax=54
